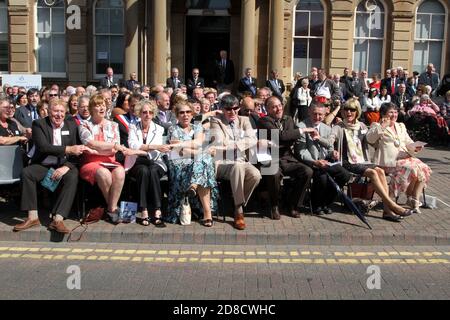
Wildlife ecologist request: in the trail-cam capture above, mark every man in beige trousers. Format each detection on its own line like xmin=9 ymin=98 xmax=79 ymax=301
xmin=210 ymin=95 xmax=261 ymax=230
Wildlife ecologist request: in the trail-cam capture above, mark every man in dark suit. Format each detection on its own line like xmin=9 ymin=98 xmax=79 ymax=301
xmin=100 ymin=67 xmax=118 ymax=89
xmin=153 ymin=92 xmax=177 ymax=131
xmin=187 ymin=68 xmax=205 ymax=97
xmin=13 ymin=99 xmax=89 ymax=234
xmin=418 ymin=63 xmax=440 ymax=93
xmin=257 ymin=96 xmax=314 ymax=219
xmin=392 ymin=83 xmax=412 ymax=122
xmin=295 ymin=103 xmax=351 ymax=215
xmin=383 ymin=68 xmax=402 ymax=96
xmin=124 ymin=72 xmax=141 ymax=91
xmin=266 ymin=69 xmax=285 ymax=100
xmin=350 ymin=70 xmax=364 ymax=100
xmin=14 ymin=88 xmax=41 ymax=129
xmin=166 ymin=68 xmax=184 ymax=90
xmin=340 ymin=68 xmax=354 ymax=99
xmin=214 ymin=50 xmax=235 ymax=92
xmin=333 ymin=74 xmax=347 ymax=102
xmin=238 ymin=68 xmax=257 ymax=97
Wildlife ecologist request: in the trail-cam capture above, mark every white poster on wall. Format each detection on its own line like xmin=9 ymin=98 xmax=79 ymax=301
xmin=1 ymin=75 xmax=42 ymax=90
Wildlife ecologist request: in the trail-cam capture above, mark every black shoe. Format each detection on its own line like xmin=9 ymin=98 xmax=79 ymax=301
xmin=312 ymin=207 xmax=324 ymax=215
xmin=323 ymin=207 xmax=333 ymax=215
xmin=271 ymin=206 xmax=281 ymax=220
xmin=382 ymin=213 xmax=403 ymax=223
xmin=152 ymin=217 xmax=167 ymax=228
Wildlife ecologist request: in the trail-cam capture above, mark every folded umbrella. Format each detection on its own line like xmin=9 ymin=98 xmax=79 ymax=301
xmin=326 ymin=173 xmax=372 ymax=230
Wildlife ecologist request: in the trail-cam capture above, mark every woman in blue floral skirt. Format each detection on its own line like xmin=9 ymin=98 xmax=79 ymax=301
xmin=165 ymin=103 xmax=218 ymax=227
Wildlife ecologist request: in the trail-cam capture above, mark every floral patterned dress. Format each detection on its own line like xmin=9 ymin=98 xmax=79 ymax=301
xmin=165 ymin=124 xmax=218 ymax=224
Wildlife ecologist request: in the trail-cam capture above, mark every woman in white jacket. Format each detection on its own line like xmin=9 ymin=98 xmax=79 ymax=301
xmin=128 ymin=100 xmax=172 ymax=227
xmin=367 ymin=103 xmax=432 ymax=213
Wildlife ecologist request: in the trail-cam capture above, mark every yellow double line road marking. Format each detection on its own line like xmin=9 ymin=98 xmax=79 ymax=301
xmin=0 ymin=252 xmax=449 ymax=265
xmin=1 ymin=247 xmax=449 ymax=258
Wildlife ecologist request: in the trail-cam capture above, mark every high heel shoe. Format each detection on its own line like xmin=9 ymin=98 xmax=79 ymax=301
xmin=407 ymin=197 xmax=422 ymax=214
xmin=382 ymin=212 xmax=403 ymax=223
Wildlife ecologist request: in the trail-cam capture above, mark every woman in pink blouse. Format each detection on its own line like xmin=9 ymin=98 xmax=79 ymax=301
xmin=79 ymin=95 xmax=139 ymax=223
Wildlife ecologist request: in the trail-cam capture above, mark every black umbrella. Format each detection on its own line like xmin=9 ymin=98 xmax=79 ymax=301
xmin=326 ymin=173 xmax=372 ymax=230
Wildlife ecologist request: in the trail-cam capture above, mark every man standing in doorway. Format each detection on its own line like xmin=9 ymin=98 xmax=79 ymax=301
xmin=214 ymin=50 xmax=235 ymax=92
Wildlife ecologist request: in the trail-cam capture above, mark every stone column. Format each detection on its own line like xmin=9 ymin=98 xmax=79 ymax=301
xmin=152 ymin=0 xmax=168 ymax=85
xmin=124 ymin=0 xmax=139 ymax=81
xmin=8 ymin=0 xmax=31 ymax=73
xmin=269 ymin=0 xmax=284 ymax=73
xmin=240 ymin=0 xmax=255 ymax=75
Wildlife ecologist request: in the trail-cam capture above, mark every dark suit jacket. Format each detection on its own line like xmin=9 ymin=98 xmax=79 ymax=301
xmin=392 ymin=92 xmax=412 ymax=111
xmin=153 ymin=111 xmax=178 ymax=132
xmin=187 ymin=77 xmax=205 ymax=96
xmin=418 ymin=72 xmax=440 ymax=91
xmin=238 ymin=77 xmax=257 ymax=96
xmin=257 ymin=115 xmax=302 ymax=169
xmin=215 ymin=59 xmax=235 ymax=85
xmin=15 ymin=104 xmax=37 ymax=129
xmin=166 ymin=77 xmax=184 ymax=90
xmin=124 ymin=80 xmax=141 ymax=91
xmin=381 ymin=77 xmax=401 ymax=95
xmin=340 ymin=76 xmax=354 ymax=98
xmin=31 ymin=117 xmax=80 ymax=169
xmin=100 ymin=77 xmax=118 ymax=89
xmin=266 ymin=79 xmax=285 ymax=98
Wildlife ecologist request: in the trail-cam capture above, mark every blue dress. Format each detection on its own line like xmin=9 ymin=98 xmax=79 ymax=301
xmin=165 ymin=124 xmax=218 ymax=224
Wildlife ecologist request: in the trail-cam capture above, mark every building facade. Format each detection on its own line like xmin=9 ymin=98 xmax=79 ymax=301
xmin=1 ymin=0 xmax=449 ymax=89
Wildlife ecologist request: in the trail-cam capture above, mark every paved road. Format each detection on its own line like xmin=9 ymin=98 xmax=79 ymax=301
xmin=0 ymin=242 xmax=449 ymax=300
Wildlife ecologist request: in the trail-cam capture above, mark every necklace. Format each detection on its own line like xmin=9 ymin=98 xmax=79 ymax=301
xmin=387 ymin=125 xmax=401 ymax=147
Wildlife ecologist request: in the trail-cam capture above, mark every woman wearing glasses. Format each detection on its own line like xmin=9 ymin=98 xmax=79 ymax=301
xmin=331 ymin=98 xmax=413 ymax=222
xmin=0 ymin=98 xmax=27 ymax=146
xmin=128 ymin=100 xmax=172 ymax=228
xmin=165 ymin=103 xmax=218 ymax=227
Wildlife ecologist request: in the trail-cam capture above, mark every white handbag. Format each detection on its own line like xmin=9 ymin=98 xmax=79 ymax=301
xmin=180 ymin=197 xmax=192 ymax=226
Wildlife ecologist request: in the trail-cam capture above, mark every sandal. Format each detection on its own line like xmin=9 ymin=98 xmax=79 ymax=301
xmin=137 ymin=217 xmax=150 ymax=226
xmin=106 ymin=210 xmax=122 ymax=225
xmin=201 ymin=219 xmax=214 ymax=228
xmin=152 ymin=217 xmax=167 ymax=228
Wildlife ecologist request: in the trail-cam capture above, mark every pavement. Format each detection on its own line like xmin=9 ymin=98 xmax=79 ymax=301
xmin=0 ymin=242 xmax=449 ymax=300
xmin=1 ymin=147 xmax=449 ymax=246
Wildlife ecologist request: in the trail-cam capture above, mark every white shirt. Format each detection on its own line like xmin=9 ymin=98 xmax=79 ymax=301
xmin=42 ymin=122 xmax=63 ymax=166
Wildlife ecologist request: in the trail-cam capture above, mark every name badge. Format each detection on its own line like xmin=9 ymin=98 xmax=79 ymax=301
xmin=15 ymin=131 xmax=20 ymax=135
xmin=62 ymin=131 xmax=70 ymax=136
xmin=360 ymin=130 xmax=367 ymax=135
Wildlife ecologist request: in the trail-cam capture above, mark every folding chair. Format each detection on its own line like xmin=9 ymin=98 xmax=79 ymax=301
xmin=0 ymin=146 xmax=23 ymax=186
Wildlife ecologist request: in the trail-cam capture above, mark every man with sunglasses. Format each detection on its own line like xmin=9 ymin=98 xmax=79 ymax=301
xmin=210 ymin=95 xmax=261 ymax=230
xmin=257 ymin=96 xmax=315 ymax=219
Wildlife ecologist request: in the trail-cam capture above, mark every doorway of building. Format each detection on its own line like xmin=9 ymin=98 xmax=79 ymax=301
xmin=185 ymin=16 xmax=230 ymax=88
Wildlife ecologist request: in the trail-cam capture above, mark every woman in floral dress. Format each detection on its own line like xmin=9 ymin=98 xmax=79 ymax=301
xmin=165 ymin=103 xmax=218 ymax=227
xmin=367 ymin=102 xmax=432 ymax=213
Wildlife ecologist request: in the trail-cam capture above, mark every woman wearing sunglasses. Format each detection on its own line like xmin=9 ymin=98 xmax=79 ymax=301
xmin=165 ymin=103 xmax=218 ymax=227
xmin=331 ymin=98 xmax=413 ymax=222
xmin=127 ymin=100 xmax=172 ymax=228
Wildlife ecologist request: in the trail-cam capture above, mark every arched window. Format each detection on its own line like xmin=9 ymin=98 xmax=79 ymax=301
xmin=353 ymin=0 xmax=385 ymax=75
xmin=413 ymin=0 xmax=446 ymax=74
xmin=36 ymin=0 xmax=66 ymax=75
xmin=293 ymin=0 xmax=324 ymax=76
xmin=94 ymin=0 xmax=124 ymax=77
xmin=0 ymin=0 xmax=8 ymax=72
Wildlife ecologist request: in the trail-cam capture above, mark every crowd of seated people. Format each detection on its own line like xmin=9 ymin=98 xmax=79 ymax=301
xmin=1 ymin=62 xmax=447 ymax=234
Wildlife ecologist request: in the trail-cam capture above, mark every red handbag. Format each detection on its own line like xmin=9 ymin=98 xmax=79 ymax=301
xmin=348 ymin=179 xmax=375 ymax=200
